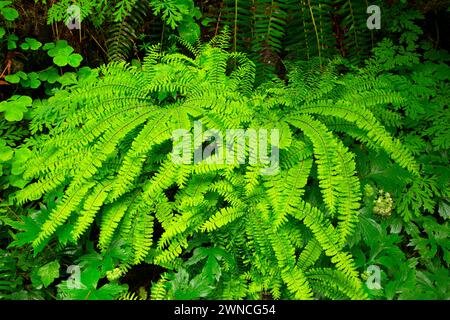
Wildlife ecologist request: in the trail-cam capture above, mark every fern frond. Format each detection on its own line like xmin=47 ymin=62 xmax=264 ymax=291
xmin=306 ymin=267 xmax=367 ymax=299
xmin=107 ymin=0 xmax=151 ymax=61
xmin=295 ymin=101 xmax=419 ymax=174
xmin=297 ymin=238 xmax=322 ymax=271
xmin=287 ymin=115 xmax=340 ymax=215
xmin=32 ymin=181 xmax=96 ymax=247
xmin=72 ymin=181 xmax=113 ymax=239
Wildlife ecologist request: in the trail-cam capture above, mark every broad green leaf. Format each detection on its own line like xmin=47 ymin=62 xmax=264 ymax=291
xmin=53 ymin=55 xmax=69 ymax=67
xmin=80 ymin=267 xmax=101 ymax=290
xmin=11 ymin=147 xmax=32 ymax=174
xmin=7 ymin=34 xmax=18 ymax=49
xmin=39 ymin=67 xmax=60 ymax=83
xmin=57 ymin=72 xmax=77 ymax=86
xmin=21 ymin=72 xmax=41 ymax=88
xmin=1 ymin=7 xmax=18 ymax=21
xmin=4 ymin=74 xmax=19 ymax=83
xmin=0 ymin=1 xmax=13 ymax=10
xmin=0 ymin=141 xmax=13 ymax=162
xmin=42 ymin=42 xmax=55 ymax=50
xmin=0 ymin=95 xmax=32 ymax=121
xmin=204 ymin=255 xmax=221 ymax=282
xmin=90 ymin=283 xmax=127 ymax=300
xmin=438 ymin=201 xmax=450 ymax=220
xmin=68 ymin=53 xmax=83 ymax=67
xmin=38 ymin=260 xmax=60 ymax=288
xmin=178 ymin=16 xmax=200 ymax=44
xmin=20 ymin=37 xmax=42 ymax=50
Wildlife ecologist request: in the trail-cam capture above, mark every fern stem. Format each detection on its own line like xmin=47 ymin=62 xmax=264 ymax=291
xmin=307 ymin=0 xmax=322 ymax=66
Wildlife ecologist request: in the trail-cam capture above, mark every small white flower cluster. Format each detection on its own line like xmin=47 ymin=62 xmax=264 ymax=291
xmin=106 ymin=267 xmax=123 ymax=281
xmin=373 ymin=190 xmax=393 ymax=217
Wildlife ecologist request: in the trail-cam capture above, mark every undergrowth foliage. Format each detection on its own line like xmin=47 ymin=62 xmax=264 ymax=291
xmin=13 ymin=29 xmax=420 ymax=299
xmin=219 ymin=0 xmax=385 ymax=83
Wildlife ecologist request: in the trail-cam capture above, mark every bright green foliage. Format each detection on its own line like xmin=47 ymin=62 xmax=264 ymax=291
xmin=45 ymin=0 xmax=142 ymax=25
xmin=151 ymin=247 xmax=235 ymax=299
xmin=13 ymin=29 xmax=421 ymax=299
xmin=37 ymin=260 xmax=60 ymax=288
xmin=0 ymin=96 xmax=32 ymax=121
xmin=350 ymin=210 xmax=449 ymax=300
xmin=44 ymin=40 xmax=83 ymax=67
xmin=351 ymin=11 xmax=450 ymax=223
xmin=1 ymin=193 xmax=131 ymax=300
xmin=56 ymin=241 xmax=130 ymax=300
xmin=107 ymin=0 xmax=200 ymax=61
xmin=0 ymin=0 xmax=448 ymax=302
xmin=0 ymin=1 xmax=18 ymax=21
xmin=20 ymin=37 xmax=42 ymax=51
xmin=39 ymin=0 xmax=201 ymax=61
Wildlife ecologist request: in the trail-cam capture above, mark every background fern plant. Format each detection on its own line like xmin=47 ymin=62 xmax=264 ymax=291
xmin=38 ymin=0 xmax=201 ymax=62
xmin=12 ymin=28 xmax=421 ymax=299
xmin=217 ymin=0 xmax=386 ymax=83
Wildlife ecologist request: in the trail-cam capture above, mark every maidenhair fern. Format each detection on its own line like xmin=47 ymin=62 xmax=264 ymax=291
xmin=17 ymin=31 xmax=418 ymax=300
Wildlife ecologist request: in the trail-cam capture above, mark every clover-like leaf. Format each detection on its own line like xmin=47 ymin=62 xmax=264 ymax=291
xmin=44 ymin=40 xmax=82 ymax=69
xmin=5 ymin=71 xmax=27 ymax=84
xmin=47 ymin=40 xmax=72 ymax=57
xmin=1 ymin=7 xmax=19 ymax=21
xmin=7 ymin=33 xmax=18 ymax=49
xmin=77 ymin=66 xmax=93 ymax=78
xmin=9 ymin=174 xmax=30 ymax=188
xmin=0 ymin=139 xmax=13 ymax=162
xmin=42 ymin=42 xmax=55 ymax=50
xmin=21 ymin=72 xmax=41 ymax=88
xmin=0 ymin=95 xmax=32 ymax=121
xmin=39 ymin=67 xmax=60 ymax=83
xmin=20 ymin=37 xmax=42 ymax=50
xmin=4 ymin=74 xmax=20 ymax=83
xmin=68 ymin=53 xmax=83 ymax=67
xmin=53 ymin=54 xmax=69 ymax=67
xmin=0 ymin=1 xmax=9 ymax=10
